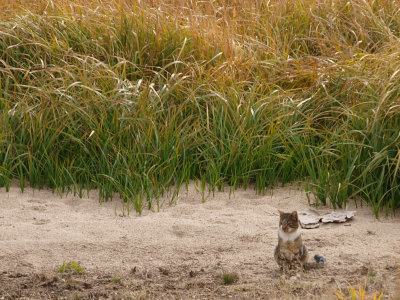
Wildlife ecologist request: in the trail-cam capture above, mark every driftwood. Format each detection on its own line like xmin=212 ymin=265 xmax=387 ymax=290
xmin=298 ymin=209 xmax=356 ymax=229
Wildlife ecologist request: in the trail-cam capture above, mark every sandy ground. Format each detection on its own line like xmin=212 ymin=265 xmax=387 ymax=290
xmin=0 ymin=182 xmax=399 ymax=299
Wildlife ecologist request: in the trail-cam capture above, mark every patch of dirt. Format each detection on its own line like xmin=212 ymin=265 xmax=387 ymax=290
xmin=0 ymin=183 xmax=399 ymax=299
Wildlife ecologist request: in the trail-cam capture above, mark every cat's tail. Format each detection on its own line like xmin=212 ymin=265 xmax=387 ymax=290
xmin=304 ymin=254 xmax=326 ymax=270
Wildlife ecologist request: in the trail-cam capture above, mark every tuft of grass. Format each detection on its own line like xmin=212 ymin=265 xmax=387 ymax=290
xmin=221 ymin=271 xmax=239 ymax=285
xmin=111 ymin=276 xmax=121 ymax=284
xmin=336 ymin=280 xmax=384 ymax=300
xmin=57 ymin=261 xmax=84 ymax=275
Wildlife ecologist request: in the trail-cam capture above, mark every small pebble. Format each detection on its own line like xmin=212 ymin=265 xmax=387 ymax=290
xmin=314 ymin=254 xmax=327 ymax=264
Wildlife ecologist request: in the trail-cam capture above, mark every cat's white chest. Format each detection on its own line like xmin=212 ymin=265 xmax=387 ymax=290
xmin=278 ymin=227 xmax=301 ymax=242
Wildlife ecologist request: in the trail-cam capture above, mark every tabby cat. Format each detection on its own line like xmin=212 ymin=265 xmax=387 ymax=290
xmin=274 ymin=210 xmax=308 ymax=269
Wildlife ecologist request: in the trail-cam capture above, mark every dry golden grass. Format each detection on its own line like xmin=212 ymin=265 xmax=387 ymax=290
xmin=0 ymin=0 xmax=399 ymax=214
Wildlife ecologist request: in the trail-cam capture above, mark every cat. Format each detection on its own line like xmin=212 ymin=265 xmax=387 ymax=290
xmin=274 ymin=210 xmax=308 ymax=270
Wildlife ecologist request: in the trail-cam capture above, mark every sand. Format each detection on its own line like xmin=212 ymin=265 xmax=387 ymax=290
xmin=0 ymin=182 xmax=399 ymax=299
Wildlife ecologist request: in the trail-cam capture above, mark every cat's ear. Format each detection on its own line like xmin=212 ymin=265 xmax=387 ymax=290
xmin=291 ymin=211 xmax=298 ymax=219
xmin=278 ymin=210 xmax=285 ymax=216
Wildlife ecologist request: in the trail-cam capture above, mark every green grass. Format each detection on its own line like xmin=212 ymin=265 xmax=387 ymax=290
xmin=0 ymin=0 xmax=399 ymax=216
xmin=57 ymin=261 xmax=84 ymax=275
xmin=111 ymin=276 xmax=121 ymax=284
xmin=221 ymin=271 xmax=239 ymax=285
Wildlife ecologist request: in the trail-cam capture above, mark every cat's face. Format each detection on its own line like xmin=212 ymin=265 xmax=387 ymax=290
xmin=279 ymin=211 xmax=299 ymax=233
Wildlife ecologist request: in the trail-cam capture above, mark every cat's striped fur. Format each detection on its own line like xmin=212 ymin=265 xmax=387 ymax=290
xmin=274 ymin=210 xmax=308 ymax=268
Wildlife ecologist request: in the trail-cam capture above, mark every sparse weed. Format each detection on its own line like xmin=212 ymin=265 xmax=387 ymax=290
xmin=111 ymin=276 xmax=121 ymax=284
xmin=57 ymin=261 xmax=84 ymax=275
xmin=336 ymin=280 xmax=384 ymax=300
xmin=221 ymin=271 xmax=238 ymax=285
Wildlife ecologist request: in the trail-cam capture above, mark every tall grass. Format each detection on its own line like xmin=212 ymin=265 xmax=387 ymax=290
xmin=0 ymin=0 xmax=399 ymax=216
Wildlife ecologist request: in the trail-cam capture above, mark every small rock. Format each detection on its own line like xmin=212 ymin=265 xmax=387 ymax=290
xmin=314 ymin=254 xmax=327 ymax=265
xmin=159 ymin=267 xmax=169 ymax=276
xmin=83 ymin=282 xmax=91 ymax=289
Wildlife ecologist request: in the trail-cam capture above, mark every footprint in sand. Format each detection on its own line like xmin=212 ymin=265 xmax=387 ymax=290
xmin=32 ymin=218 xmax=50 ymax=225
xmin=242 ymin=192 xmax=263 ymax=200
xmin=27 ymin=199 xmax=47 ymax=204
xmin=27 ymin=199 xmax=48 ymax=212
xmin=211 ymin=219 xmax=228 ymax=225
xmin=30 ymin=205 xmax=47 ymax=212
xmin=171 ymin=225 xmax=189 ymax=238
